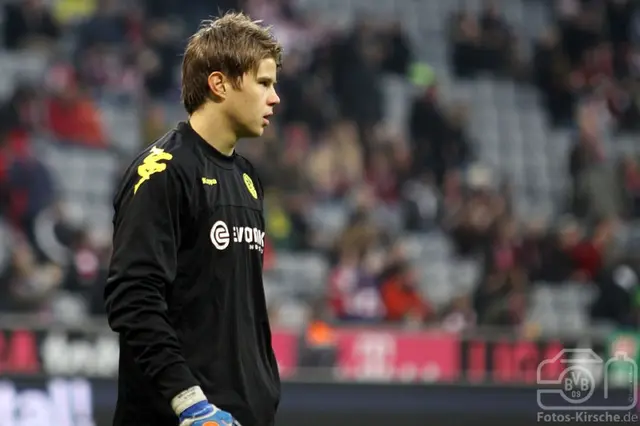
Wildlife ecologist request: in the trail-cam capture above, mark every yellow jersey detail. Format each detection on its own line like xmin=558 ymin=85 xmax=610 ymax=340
xmin=134 ymin=147 xmax=173 ymax=194
xmin=201 ymin=177 xmax=218 ymax=186
xmin=243 ymin=173 xmax=258 ymax=199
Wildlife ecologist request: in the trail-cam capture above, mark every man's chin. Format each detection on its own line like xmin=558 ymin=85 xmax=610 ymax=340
xmin=249 ymin=127 xmax=265 ymax=138
xmin=238 ymin=125 xmax=264 ymax=139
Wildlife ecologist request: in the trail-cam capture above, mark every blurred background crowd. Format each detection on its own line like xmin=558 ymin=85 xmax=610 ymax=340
xmin=1 ymin=0 xmax=640 ymax=346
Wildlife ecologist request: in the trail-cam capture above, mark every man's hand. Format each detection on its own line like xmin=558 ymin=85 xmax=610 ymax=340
xmin=179 ymin=401 xmax=240 ymax=426
xmin=172 ymin=386 xmax=241 ymax=426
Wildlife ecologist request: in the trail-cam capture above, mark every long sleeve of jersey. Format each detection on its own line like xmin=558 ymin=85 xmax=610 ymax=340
xmin=104 ymin=158 xmax=198 ymax=402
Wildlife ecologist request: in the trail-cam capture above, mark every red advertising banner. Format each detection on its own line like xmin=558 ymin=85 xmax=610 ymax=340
xmin=271 ymin=329 xmax=596 ymax=384
xmin=1 ymin=324 xmax=606 ymax=387
xmin=335 ymin=330 xmax=460 ymax=382
xmin=0 ymin=329 xmax=40 ymax=375
xmin=457 ymin=338 xmax=608 ymax=385
xmin=271 ymin=330 xmax=298 ymax=378
xmin=271 ymin=329 xmax=460 ymax=382
xmin=462 ymin=338 xmax=565 ymax=383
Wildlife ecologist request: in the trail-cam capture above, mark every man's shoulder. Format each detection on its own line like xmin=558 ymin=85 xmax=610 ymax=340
xmin=131 ymin=127 xmax=201 ymax=176
xmin=117 ymin=128 xmax=200 ymax=199
xmin=144 ymin=126 xmax=199 ymax=168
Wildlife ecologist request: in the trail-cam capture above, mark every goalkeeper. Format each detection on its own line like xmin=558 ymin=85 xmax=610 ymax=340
xmin=104 ymin=12 xmax=282 ymax=426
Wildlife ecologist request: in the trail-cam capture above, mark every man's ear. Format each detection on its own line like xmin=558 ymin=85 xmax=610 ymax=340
xmin=207 ymin=71 xmax=227 ymax=99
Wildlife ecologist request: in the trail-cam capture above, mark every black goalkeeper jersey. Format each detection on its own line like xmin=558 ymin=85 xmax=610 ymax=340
xmin=104 ymin=121 xmax=280 ymax=426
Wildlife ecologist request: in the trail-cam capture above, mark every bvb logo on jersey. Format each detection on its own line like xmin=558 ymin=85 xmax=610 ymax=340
xmin=134 ymin=147 xmax=173 ymax=194
xmin=243 ymin=173 xmax=258 ymax=199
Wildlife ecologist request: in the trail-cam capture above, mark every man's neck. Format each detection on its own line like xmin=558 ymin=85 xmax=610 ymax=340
xmin=189 ymin=106 xmax=237 ymax=156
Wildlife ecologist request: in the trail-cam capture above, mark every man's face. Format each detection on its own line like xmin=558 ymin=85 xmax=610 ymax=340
xmin=226 ymin=58 xmax=280 ymax=138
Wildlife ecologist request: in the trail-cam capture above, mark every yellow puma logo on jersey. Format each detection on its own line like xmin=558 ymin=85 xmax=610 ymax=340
xmin=134 ymin=147 xmax=173 ymax=194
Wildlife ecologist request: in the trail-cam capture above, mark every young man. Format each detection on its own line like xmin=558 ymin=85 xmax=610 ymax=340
xmin=104 ymin=12 xmax=282 ymax=426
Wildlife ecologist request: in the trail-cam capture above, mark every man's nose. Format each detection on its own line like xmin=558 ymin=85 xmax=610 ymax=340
xmin=268 ymin=90 xmax=280 ymax=106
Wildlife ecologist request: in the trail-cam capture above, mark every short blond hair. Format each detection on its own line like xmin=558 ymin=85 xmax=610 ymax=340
xmin=181 ymin=11 xmax=283 ymax=115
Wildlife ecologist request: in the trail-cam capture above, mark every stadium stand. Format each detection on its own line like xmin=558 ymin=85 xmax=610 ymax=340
xmin=0 ymin=0 xmax=639 ymax=341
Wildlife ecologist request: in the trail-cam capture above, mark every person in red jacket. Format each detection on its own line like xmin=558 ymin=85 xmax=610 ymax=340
xmin=45 ymin=64 xmax=106 ymax=147
xmin=379 ymin=262 xmax=431 ymax=323
xmin=571 ymin=217 xmax=617 ymax=281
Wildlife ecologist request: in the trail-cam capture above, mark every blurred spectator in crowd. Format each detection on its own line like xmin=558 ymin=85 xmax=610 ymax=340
xmin=0 ymin=84 xmax=39 ymax=134
xmin=535 ymin=218 xmax=583 ymax=283
xmin=45 ymin=64 xmax=107 ymax=147
xmin=571 ymin=216 xmax=619 ymax=281
xmin=366 ymin=146 xmax=403 ymax=204
xmin=568 ymin=100 xmax=625 ymax=220
xmin=450 ymin=11 xmax=482 ymax=79
xmin=76 ymin=0 xmax=129 ymax=51
xmin=474 ymin=217 xmax=527 ymax=326
xmin=568 ymin=106 xmax=605 ymax=215
xmin=0 ymin=126 xmax=56 ymax=254
xmin=276 ymin=51 xmax=330 ymax=131
xmin=409 ymin=83 xmax=473 ymax=188
xmin=328 ymin=219 xmax=386 ymax=322
xmin=3 ymin=0 xmax=61 ymax=51
xmin=591 ymin=253 xmax=640 ymax=328
xmin=478 ymin=0 xmax=516 ymax=75
xmin=441 ymin=294 xmax=476 ymax=332
xmin=138 ymin=19 xmax=182 ymax=99
xmin=380 ymin=21 xmax=412 ymax=76
xmin=409 ymin=82 xmax=445 ymax=181
xmin=61 ymin=227 xmax=102 ymax=297
xmin=532 ymin=27 xmax=578 ymax=126
xmin=619 ymin=155 xmax=640 ymax=218
xmin=379 ymin=261 xmax=432 ymax=324
xmin=449 ymin=1 xmax=518 ymax=79
xmin=299 ymin=299 xmax=337 ymax=369
xmin=447 ymin=177 xmax=505 ymax=258
xmin=529 ymin=0 xmax=640 ymax=131
xmin=515 ymin=217 xmax=547 ymax=280
xmin=0 ymin=233 xmax=63 ymax=314
xmin=307 ymin=121 xmax=364 ymax=199
xmin=142 ymin=102 xmax=170 ymax=142
xmin=333 ymin=19 xmax=385 ymax=150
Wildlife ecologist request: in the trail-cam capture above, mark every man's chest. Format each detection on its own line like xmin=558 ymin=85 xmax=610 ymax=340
xmin=196 ymin=168 xmax=265 ymax=255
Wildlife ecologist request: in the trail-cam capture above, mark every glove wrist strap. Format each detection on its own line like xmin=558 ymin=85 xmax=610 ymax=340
xmin=171 ymin=386 xmax=207 ymax=416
